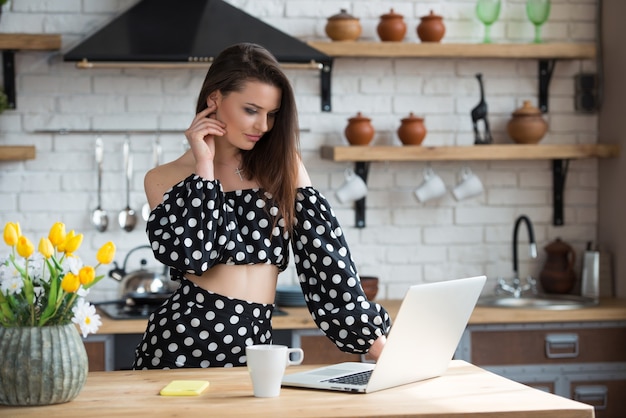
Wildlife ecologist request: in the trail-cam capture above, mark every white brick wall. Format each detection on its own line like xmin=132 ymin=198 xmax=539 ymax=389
xmin=0 ymin=0 xmax=600 ymax=301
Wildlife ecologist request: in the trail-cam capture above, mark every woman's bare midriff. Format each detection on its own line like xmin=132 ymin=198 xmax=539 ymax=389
xmin=185 ymin=263 xmax=280 ymax=304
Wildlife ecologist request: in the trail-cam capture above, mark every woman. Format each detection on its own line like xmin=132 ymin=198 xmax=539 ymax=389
xmin=134 ymin=43 xmax=390 ymax=369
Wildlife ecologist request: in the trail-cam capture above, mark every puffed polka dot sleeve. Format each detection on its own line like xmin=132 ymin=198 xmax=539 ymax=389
xmin=146 ymin=174 xmax=232 ymax=276
xmin=292 ymin=187 xmax=391 ymax=354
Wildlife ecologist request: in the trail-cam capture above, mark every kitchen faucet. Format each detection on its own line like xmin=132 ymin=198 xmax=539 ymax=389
xmin=495 ymin=215 xmax=538 ymax=298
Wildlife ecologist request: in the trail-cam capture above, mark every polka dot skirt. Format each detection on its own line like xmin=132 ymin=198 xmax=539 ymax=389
xmin=133 ymin=279 xmax=273 ymax=369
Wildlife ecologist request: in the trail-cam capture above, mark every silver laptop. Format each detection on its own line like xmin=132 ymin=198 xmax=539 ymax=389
xmin=281 ymin=275 xmax=486 ymax=394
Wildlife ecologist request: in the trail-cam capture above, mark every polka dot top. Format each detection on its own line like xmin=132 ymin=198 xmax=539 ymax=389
xmin=147 ymin=174 xmax=391 ymax=354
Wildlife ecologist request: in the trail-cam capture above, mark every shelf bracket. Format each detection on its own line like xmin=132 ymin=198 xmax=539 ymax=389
xmin=538 ymin=59 xmax=556 ymax=113
xmin=354 ymin=161 xmax=370 ymax=228
xmin=552 ymin=159 xmax=569 ymax=226
xmin=320 ymin=59 xmax=333 ymax=112
xmin=2 ymin=50 xmax=17 ymax=109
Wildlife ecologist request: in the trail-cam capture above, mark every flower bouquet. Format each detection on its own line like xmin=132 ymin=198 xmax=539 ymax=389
xmin=0 ymin=221 xmax=116 ymax=337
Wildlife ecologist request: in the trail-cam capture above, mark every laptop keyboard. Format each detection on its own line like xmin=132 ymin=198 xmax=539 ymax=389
xmin=322 ymin=370 xmax=373 ymax=385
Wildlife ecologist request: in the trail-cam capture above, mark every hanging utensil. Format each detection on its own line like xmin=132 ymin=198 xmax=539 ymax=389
xmin=91 ymin=136 xmax=109 ymax=232
xmin=118 ymin=138 xmax=138 ymax=232
xmin=142 ymin=136 xmax=162 ymax=221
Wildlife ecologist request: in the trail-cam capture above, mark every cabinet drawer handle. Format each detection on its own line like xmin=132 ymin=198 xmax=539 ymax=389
xmin=574 ymin=385 xmax=607 ymax=410
xmin=544 ymin=333 xmax=579 ymax=358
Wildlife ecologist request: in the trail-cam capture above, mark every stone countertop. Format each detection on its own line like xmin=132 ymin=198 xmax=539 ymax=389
xmin=96 ymin=298 xmax=626 ymax=335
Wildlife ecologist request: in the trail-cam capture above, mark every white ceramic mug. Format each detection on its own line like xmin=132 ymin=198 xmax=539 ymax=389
xmin=246 ymin=344 xmax=304 ymax=398
xmin=414 ymin=167 xmax=446 ymax=202
xmin=452 ymin=167 xmax=484 ymax=201
xmin=335 ymin=168 xmax=368 ymax=203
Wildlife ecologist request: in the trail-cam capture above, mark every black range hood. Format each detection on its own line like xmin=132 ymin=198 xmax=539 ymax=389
xmin=64 ymin=0 xmax=333 ymax=111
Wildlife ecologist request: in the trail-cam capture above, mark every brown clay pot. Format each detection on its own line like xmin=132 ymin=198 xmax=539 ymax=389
xmin=539 ymin=238 xmax=577 ymax=294
xmin=325 ymin=9 xmax=362 ymax=41
xmin=359 ymin=276 xmax=379 ymax=301
xmin=417 ymin=10 xmax=446 ymax=43
xmin=507 ymin=100 xmax=548 ymax=144
xmin=377 ymin=9 xmax=407 ymax=42
xmin=344 ymin=112 xmax=375 ymax=146
xmin=397 ymin=112 xmax=427 ymax=145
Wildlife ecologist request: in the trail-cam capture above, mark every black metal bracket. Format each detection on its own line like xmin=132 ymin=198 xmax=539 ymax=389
xmin=2 ymin=50 xmax=17 ymax=109
xmin=354 ymin=161 xmax=370 ymax=228
xmin=538 ymin=59 xmax=556 ymax=113
xmin=552 ymin=159 xmax=569 ymax=226
xmin=320 ymin=59 xmax=333 ymax=112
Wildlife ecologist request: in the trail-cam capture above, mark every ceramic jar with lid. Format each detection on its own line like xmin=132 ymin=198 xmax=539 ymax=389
xmin=344 ymin=112 xmax=375 ymax=146
xmin=417 ymin=10 xmax=446 ymax=43
xmin=397 ymin=112 xmax=427 ymax=145
xmin=377 ymin=9 xmax=407 ymax=42
xmin=325 ymin=9 xmax=362 ymax=41
xmin=506 ymin=100 xmax=548 ymax=144
xmin=539 ymin=238 xmax=577 ymax=294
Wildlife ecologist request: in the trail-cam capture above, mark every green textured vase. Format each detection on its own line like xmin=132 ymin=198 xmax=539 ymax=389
xmin=0 ymin=324 xmax=88 ymax=406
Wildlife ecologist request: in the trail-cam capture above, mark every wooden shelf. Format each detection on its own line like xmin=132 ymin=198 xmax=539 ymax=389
xmin=307 ymin=42 xmax=595 ymax=112
xmin=320 ymin=144 xmax=620 ymax=162
xmin=0 ymin=145 xmax=36 ymax=161
xmin=0 ymin=33 xmax=62 ymax=50
xmin=322 ymin=143 xmax=620 ymax=229
xmin=308 ymin=41 xmax=596 ymax=59
xmin=0 ymin=33 xmax=62 ymax=109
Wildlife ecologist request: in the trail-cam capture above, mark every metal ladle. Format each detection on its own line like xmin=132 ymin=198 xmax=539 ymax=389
xmin=91 ymin=137 xmax=109 ymax=232
xmin=142 ymin=136 xmax=162 ymax=221
xmin=118 ymin=139 xmax=138 ymax=232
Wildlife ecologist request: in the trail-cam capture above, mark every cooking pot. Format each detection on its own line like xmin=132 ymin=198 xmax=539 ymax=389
xmin=108 ymin=245 xmax=178 ymax=305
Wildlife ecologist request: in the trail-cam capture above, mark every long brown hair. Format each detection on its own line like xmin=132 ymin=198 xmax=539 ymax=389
xmin=195 ymin=43 xmax=300 ymax=231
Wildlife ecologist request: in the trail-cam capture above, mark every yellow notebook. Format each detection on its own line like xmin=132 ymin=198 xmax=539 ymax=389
xmin=160 ymin=380 xmax=210 ymax=396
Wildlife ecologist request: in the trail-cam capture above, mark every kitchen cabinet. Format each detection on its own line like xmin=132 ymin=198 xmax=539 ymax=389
xmin=92 ymin=299 xmax=626 ymax=378
xmin=457 ymin=321 xmax=626 ymax=417
xmin=83 ymin=334 xmax=114 ymax=372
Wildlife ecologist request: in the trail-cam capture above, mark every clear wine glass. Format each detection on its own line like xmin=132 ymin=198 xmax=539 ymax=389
xmin=476 ymin=0 xmax=501 ymax=44
xmin=526 ymin=0 xmax=551 ymax=43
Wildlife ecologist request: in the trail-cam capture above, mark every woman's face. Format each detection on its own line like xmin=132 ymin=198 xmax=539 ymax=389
xmin=211 ymin=80 xmax=282 ymax=151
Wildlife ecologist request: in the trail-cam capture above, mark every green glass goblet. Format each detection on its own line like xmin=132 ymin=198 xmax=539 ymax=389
xmin=476 ymin=0 xmax=501 ymax=44
xmin=526 ymin=0 xmax=551 ymax=43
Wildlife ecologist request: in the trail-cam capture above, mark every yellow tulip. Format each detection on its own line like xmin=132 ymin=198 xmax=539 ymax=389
xmin=96 ymin=241 xmax=116 ymax=265
xmin=38 ymin=237 xmax=54 ymax=259
xmin=61 ymin=272 xmax=80 ymax=293
xmin=48 ymin=222 xmax=66 ymax=247
xmin=3 ymin=222 xmax=19 ymax=246
xmin=16 ymin=236 xmax=34 ymax=258
xmin=78 ymin=266 xmax=95 ymax=285
xmin=63 ymin=231 xmax=83 ymax=255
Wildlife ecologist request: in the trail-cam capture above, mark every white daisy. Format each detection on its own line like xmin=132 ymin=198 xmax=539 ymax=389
xmin=71 ymin=298 xmax=102 ymax=338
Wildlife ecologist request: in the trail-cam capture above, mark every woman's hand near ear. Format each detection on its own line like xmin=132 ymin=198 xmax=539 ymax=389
xmin=185 ymin=101 xmax=226 ymax=179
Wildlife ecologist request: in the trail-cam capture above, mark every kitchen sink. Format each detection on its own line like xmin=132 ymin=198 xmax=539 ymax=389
xmin=477 ymin=294 xmax=598 ymax=310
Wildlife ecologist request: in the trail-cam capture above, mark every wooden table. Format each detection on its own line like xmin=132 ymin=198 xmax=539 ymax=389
xmin=0 ymin=361 xmax=593 ymax=417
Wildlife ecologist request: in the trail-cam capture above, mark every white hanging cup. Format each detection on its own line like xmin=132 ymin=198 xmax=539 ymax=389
xmin=414 ymin=167 xmax=446 ymax=202
xmin=336 ymin=168 xmax=368 ymax=203
xmin=452 ymin=167 xmax=484 ymax=201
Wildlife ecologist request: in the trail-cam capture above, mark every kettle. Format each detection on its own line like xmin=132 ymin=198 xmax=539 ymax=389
xmin=108 ymin=245 xmax=178 ymax=305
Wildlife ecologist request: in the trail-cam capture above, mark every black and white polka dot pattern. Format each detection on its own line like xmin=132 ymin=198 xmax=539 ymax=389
xmin=144 ymin=175 xmax=391 ymax=367
xmin=147 ymin=175 xmax=289 ymax=280
xmin=133 ymin=279 xmax=273 ymax=369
